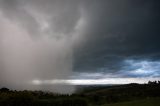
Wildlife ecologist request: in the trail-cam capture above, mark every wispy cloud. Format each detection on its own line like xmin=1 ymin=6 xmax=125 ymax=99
xmin=122 ymin=60 xmax=160 ymax=77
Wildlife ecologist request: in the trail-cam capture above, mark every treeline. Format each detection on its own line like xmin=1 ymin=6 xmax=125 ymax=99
xmin=0 ymin=81 xmax=160 ymax=106
xmin=0 ymin=89 xmax=88 ymax=106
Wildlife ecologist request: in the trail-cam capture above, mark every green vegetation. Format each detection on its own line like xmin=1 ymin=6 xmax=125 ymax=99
xmin=102 ymin=97 xmax=160 ymax=106
xmin=0 ymin=90 xmax=88 ymax=106
xmin=0 ymin=81 xmax=160 ymax=106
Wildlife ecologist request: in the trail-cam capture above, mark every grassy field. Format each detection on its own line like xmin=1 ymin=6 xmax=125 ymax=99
xmin=102 ymin=98 xmax=160 ymax=106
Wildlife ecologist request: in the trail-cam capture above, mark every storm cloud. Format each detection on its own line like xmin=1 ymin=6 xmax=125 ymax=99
xmin=0 ymin=0 xmax=81 ymax=93
xmin=73 ymin=0 xmax=160 ymax=74
xmin=0 ymin=0 xmax=160 ymax=93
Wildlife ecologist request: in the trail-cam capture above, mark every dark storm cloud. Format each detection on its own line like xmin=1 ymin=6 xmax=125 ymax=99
xmin=73 ymin=0 xmax=160 ymax=74
xmin=0 ymin=0 xmax=160 ymax=91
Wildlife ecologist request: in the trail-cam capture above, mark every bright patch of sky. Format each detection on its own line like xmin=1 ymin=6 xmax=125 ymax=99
xmin=122 ymin=60 xmax=160 ymax=77
xmin=32 ymin=77 xmax=160 ymax=85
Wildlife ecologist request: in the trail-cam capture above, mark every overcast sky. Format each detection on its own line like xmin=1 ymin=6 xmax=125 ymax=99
xmin=0 ymin=0 xmax=160 ymax=93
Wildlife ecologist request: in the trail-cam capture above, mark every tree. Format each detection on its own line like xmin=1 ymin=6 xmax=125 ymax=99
xmin=0 ymin=87 xmax=9 ymax=92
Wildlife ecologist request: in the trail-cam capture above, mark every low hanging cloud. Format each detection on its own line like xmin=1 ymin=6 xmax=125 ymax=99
xmin=0 ymin=0 xmax=82 ymax=93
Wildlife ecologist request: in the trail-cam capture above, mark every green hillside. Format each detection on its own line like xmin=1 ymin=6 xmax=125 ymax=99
xmin=102 ymin=98 xmax=160 ymax=106
xmin=0 ymin=81 xmax=160 ymax=106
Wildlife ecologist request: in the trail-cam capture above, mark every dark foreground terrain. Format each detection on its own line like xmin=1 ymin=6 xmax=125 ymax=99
xmin=0 ymin=81 xmax=160 ymax=106
xmin=102 ymin=97 xmax=160 ymax=106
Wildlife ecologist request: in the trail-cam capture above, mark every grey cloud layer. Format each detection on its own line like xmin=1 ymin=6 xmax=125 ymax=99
xmin=0 ymin=0 xmax=160 ymax=91
xmin=73 ymin=0 xmax=160 ymax=73
xmin=0 ymin=0 xmax=82 ymax=93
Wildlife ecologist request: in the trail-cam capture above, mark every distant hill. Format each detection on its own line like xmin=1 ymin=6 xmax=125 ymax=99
xmin=0 ymin=81 xmax=160 ymax=106
xmin=75 ymin=82 xmax=160 ymax=105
